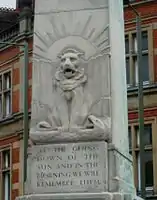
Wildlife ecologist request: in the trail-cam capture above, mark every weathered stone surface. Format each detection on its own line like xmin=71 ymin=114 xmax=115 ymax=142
xmin=30 ymin=0 xmax=129 ymax=155
xmin=16 ymin=192 xmax=139 ymax=200
xmin=30 ymin=127 xmax=111 ymax=144
xmin=26 ymin=141 xmax=108 ymax=194
xmin=19 ymin=0 xmax=139 ymax=199
xmin=30 ymin=0 xmax=112 ymax=144
xmin=16 ymin=192 xmax=113 ymax=200
xmin=108 ymin=144 xmax=135 ymax=194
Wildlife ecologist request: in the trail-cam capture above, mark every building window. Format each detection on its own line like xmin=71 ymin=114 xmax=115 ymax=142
xmin=126 ymin=58 xmax=130 ymax=86
xmin=125 ymin=35 xmax=129 ymax=54
xmin=128 ymin=126 xmax=132 ymax=150
xmin=129 ymin=123 xmax=153 ymax=195
xmin=145 ymin=150 xmax=153 ymax=188
xmin=0 ymin=148 xmax=11 ymax=200
xmin=135 ymin=124 xmax=152 ymax=147
xmin=125 ymin=31 xmax=149 ymax=86
xmin=0 ymin=71 xmax=11 ymax=118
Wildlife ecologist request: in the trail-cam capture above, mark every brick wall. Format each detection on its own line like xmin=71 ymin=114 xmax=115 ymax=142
xmin=12 ymin=140 xmax=20 ymax=200
xmin=129 ymin=107 xmax=157 ymax=120
xmin=0 ymin=47 xmax=19 ymax=64
xmin=0 ymin=134 xmax=21 ymax=200
xmin=0 ymin=39 xmax=33 ymax=114
xmin=124 ymin=1 xmax=157 ymax=23
xmin=124 ymin=0 xmax=157 ymax=122
xmin=0 ymin=38 xmax=33 ymax=199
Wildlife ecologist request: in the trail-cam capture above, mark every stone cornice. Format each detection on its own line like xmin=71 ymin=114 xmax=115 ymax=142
xmin=0 ymin=32 xmax=33 ymax=51
xmin=0 ymin=111 xmax=31 ymax=127
xmin=127 ymin=84 xmax=157 ymax=97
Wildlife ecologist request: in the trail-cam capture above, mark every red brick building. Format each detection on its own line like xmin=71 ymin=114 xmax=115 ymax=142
xmin=124 ymin=0 xmax=157 ymax=198
xmin=0 ymin=1 xmax=33 ymax=200
xmin=0 ymin=0 xmax=157 ymax=200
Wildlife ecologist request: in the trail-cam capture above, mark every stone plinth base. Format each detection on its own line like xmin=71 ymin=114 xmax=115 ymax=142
xmin=25 ymin=141 xmax=136 ymax=195
xmin=108 ymin=144 xmax=135 ymax=194
xmin=16 ymin=192 xmax=142 ymax=200
xmin=26 ymin=142 xmax=108 ymax=194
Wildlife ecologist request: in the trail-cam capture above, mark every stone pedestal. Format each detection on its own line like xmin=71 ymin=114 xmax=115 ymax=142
xmin=16 ymin=141 xmax=139 ymax=200
xmin=108 ymin=144 xmax=135 ymax=194
xmin=16 ymin=0 xmax=143 ymax=200
xmin=25 ymin=142 xmax=108 ymax=194
xmin=17 ymin=192 xmax=134 ymax=200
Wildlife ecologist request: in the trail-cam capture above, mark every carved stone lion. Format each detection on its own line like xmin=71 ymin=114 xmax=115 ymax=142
xmin=30 ymin=47 xmax=111 ymax=143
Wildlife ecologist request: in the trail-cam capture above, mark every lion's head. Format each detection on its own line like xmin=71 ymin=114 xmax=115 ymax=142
xmin=58 ymin=48 xmax=84 ymax=79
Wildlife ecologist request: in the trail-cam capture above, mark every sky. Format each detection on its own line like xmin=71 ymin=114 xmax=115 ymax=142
xmin=0 ymin=0 xmax=16 ymax=8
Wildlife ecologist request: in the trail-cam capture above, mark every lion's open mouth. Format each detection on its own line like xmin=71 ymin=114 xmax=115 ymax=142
xmin=64 ymin=68 xmax=76 ymax=78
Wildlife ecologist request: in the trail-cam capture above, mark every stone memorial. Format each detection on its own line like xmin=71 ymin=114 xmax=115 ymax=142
xmin=16 ymin=0 xmax=143 ymax=200
xmin=26 ymin=142 xmax=108 ymax=194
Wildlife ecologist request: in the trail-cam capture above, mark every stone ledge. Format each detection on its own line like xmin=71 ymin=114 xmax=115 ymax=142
xmin=16 ymin=192 xmax=139 ymax=200
xmin=17 ymin=193 xmax=112 ymax=200
xmin=30 ymin=129 xmax=110 ymax=144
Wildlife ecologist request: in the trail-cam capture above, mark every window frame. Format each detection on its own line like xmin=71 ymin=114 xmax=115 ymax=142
xmin=0 ymin=69 xmax=12 ymax=119
xmin=0 ymin=145 xmax=12 ymax=200
xmin=125 ymin=25 xmax=154 ymax=87
xmin=128 ymin=117 xmax=157 ymax=195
